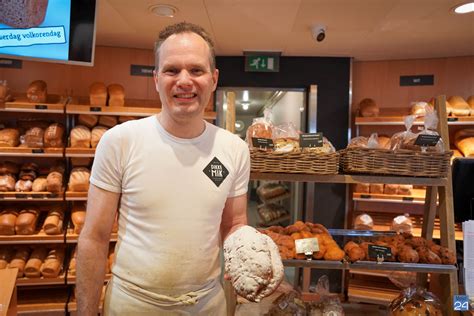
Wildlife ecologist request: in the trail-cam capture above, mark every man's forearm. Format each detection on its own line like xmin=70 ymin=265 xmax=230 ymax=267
xmin=76 ymin=236 xmax=109 ymax=316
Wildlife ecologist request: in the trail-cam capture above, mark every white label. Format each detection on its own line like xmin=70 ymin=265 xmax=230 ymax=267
xmin=295 ymin=238 xmax=319 ymax=255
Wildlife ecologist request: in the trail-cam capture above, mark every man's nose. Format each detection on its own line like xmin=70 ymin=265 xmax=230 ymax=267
xmin=176 ymin=70 xmax=192 ymax=86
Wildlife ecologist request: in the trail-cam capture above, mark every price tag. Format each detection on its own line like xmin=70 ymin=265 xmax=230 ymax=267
xmin=31 ymin=194 xmax=42 ymax=199
xmin=50 ymin=193 xmax=58 ymax=198
xmin=295 ymin=238 xmax=319 ymax=259
xmin=252 ymin=138 xmax=274 ymax=150
xmin=402 ymin=196 xmax=414 ymax=202
xmin=414 ymin=134 xmax=441 ymax=146
xmin=368 ymin=245 xmax=392 ymax=263
xmin=32 ymin=149 xmax=44 ymax=154
xmin=447 ymin=117 xmax=458 ymax=122
xmin=90 ymin=106 xmax=102 ymax=112
xmin=299 ymin=133 xmax=323 ymax=148
xmin=360 ymin=194 xmax=371 ymax=199
xmin=15 ymin=193 xmax=26 ymax=199
xmin=35 ymin=104 xmax=48 ymax=110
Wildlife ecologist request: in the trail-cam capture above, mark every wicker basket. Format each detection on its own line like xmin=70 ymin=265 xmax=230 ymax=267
xmin=250 ymin=150 xmax=339 ymax=174
xmin=340 ymin=148 xmax=451 ymax=177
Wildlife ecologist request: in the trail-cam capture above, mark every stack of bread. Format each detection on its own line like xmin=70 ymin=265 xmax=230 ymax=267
xmin=343 ymin=233 xmax=456 ymax=265
xmin=354 ymin=183 xmax=413 ymax=196
xmin=89 ymin=82 xmax=126 ymax=107
xmin=389 ymin=286 xmax=443 ymax=316
xmin=261 ymin=221 xmax=345 ymax=261
xmin=0 ymin=246 xmax=64 ymax=278
xmin=0 ymin=121 xmax=64 ymax=149
xmin=0 ymin=205 xmax=64 ymax=236
xmin=0 ymin=162 xmax=64 ymax=193
xmin=69 ymin=123 xmax=109 ymax=149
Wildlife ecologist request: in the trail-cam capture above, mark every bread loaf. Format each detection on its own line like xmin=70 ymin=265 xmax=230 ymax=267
xmin=32 ymin=177 xmax=47 ymax=192
xmin=0 ymin=248 xmax=13 ymax=269
xmin=69 ymin=248 xmax=77 ymax=276
xmin=410 ymin=102 xmax=433 ymax=116
xmin=0 ymin=174 xmax=16 ymax=192
xmin=378 ymin=136 xmax=391 ymax=149
xmin=15 ymin=208 xmax=39 ymax=235
xmin=24 ymin=127 xmax=45 ymax=148
xmin=70 ymin=157 xmax=92 ymax=167
xmin=391 ymin=214 xmax=413 ymax=234
xmin=72 ymin=203 xmax=86 ymax=234
xmin=107 ymin=84 xmax=125 ymax=107
xmin=358 ymin=98 xmax=379 ymax=117
xmin=26 ymin=80 xmax=47 ymax=103
xmin=89 ymin=82 xmax=107 ymax=107
xmin=456 ymin=137 xmax=474 ymax=157
xmin=9 ymin=247 xmax=30 ymax=278
xmin=354 ymin=214 xmax=374 ymax=230
xmin=370 ymin=183 xmax=384 ymax=194
xmin=0 ymin=161 xmax=19 ymax=174
xmin=0 ymin=128 xmax=20 ymax=147
xmin=46 ymin=171 xmax=63 ymax=193
xmin=0 ymin=80 xmax=11 ymax=103
xmin=41 ymin=248 xmax=64 ymax=278
xmin=467 ymin=95 xmax=474 ymax=115
xmin=24 ymin=247 xmax=48 ymax=278
xmin=43 ymin=206 xmax=64 ymax=235
xmin=384 ymin=184 xmax=399 ymax=195
xmin=91 ymin=126 xmax=108 ymax=148
xmin=70 ymin=125 xmax=91 ymax=148
xmin=68 ymin=167 xmax=90 ymax=192
xmin=0 ymin=1 xmax=48 ymax=28
xmin=98 ymin=116 xmax=117 ymax=128
xmin=15 ymin=179 xmax=33 ymax=192
xmin=44 ymin=123 xmax=65 ymax=148
xmin=398 ymin=184 xmax=413 ymax=195
xmin=354 ymin=183 xmax=370 ymax=194
xmin=0 ymin=208 xmax=18 ymax=235
xmin=118 ymin=116 xmax=136 ymax=123
xmin=256 ymin=183 xmax=287 ymax=200
xmin=448 ymin=96 xmax=471 ymax=116
xmin=78 ymin=114 xmax=99 ymax=129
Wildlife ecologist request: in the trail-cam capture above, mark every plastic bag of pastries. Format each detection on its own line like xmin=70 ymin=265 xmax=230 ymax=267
xmin=448 ymin=95 xmax=471 ymax=116
xmin=454 ymin=129 xmax=474 ymax=157
xmin=43 ymin=205 xmax=64 ymax=235
xmin=41 ymin=248 xmax=64 ymax=278
xmin=358 ymin=98 xmax=379 ymax=117
xmin=410 ymin=101 xmax=433 ymax=116
xmin=389 ymin=286 xmax=442 ymax=316
xmin=0 ymin=208 xmax=18 ymax=235
xmin=400 ymin=108 xmax=444 ymax=152
xmin=89 ymin=82 xmax=107 ymax=107
xmin=24 ymin=247 xmax=48 ymax=278
xmin=0 ymin=247 xmax=13 ymax=269
xmin=390 ymin=115 xmax=417 ymax=151
xmin=273 ymin=122 xmax=300 ymax=153
xmin=26 ymin=80 xmax=47 ymax=103
xmin=15 ymin=207 xmax=39 ymax=235
xmin=107 ymin=83 xmax=125 ymax=107
xmin=44 ymin=123 xmax=65 ymax=148
xmin=15 ymin=179 xmax=33 ymax=192
xmin=0 ymin=128 xmax=20 ymax=147
xmin=9 ymin=247 xmax=31 ymax=278
xmin=68 ymin=167 xmax=91 ymax=192
xmin=91 ymin=126 xmax=108 ymax=148
xmin=353 ymin=213 xmax=374 ymax=230
xmin=78 ymin=114 xmax=99 ymax=129
xmin=0 ymin=174 xmax=16 ymax=192
xmin=71 ymin=202 xmax=86 ymax=234
xmin=391 ymin=214 xmax=413 ymax=234
xmin=70 ymin=125 xmax=91 ymax=148
xmin=246 ymin=109 xmax=273 ymax=149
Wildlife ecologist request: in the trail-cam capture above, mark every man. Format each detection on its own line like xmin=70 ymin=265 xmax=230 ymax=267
xmin=77 ymin=22 xmax=253 ymax=315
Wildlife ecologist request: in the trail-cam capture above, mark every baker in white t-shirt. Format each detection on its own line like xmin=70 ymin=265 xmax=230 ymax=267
xmin=76 ymin=22 xmax=280 ymax=316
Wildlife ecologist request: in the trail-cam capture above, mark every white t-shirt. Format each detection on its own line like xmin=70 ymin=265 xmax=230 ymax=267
xmin=90 ymin=115 xmax=250 ymax=296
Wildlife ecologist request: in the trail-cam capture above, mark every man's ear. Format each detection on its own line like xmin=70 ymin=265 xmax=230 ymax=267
xmin=153 ymin=70 xmax=159 ymax=91
xmin=212 ymin=69 xmax=219 ymax=91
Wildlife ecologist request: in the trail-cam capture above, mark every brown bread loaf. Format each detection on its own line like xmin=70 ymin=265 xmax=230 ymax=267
xmin=26 ymin=80 xmax=47 ymax=103
xmin=89 ymin=82 xmax=107 ymax=106
xmin=0 ymin=128 xmax=20 ymax=147
xmin=0 ymin=1 xmax=48 ymax=28
xmin=91 ymin=126 xmax=108 ymax=148
xmin=0 ymin=174 xmax=16 ymax=192
xmin=41 ymin=248 xmax=65 ymax=278
xmin=98 ymin=116 xmax=118 ymax=128
xmin=118 ymin=116 xmax=136 ymax=123
xmin=72 ymin=203 xmax=86 ymax=234
xmin=44 ymin=123 xmax=65 ymax=148
xmin=0 ymin=161 xmax=19 ymax=174
xmin=358 ymin=98 xmax=379 ymax=117
xmin=0 ymin=248 xmax=13 ymax=269
xmin=24 ymin=247 xmax=48 ymax=278
xmin=32 ymin=177 xmax=47 ymax=192
xmin=70 ymin=125 xmax=91 ymax=148
xmin=9 ymin=247 xmax=30 ymax=278
xmin=15 ymin=179 xmax=33 ymax=192
xmin=46 ymin=171 xmax=63 ymax=193
xmin=398 ymin=184 xmax=413 ymax=195
xmin=370 ymin=183 xmax=384 ymax=194
xmin=467 ymin=95 xmax=474 ymax=115
xmin=15 ymin=208 xmax=39 ymax=235
xmin=70 ymin=157 xmax=92 ymax=167
xmin=354 ymin=183 xmax=370 ymax=194
xmin=24 ymin=127 xmax=45 ymax=148
xmin=68 ymin=167 xmax=90 ymax=192
xmin=107 ymin=84 xmax=125 ymax=107
xmin=384 ymin=184 xmax=399 ymax=195
xmin=448 ymin=95 xmax=471 ymax=116
xmin=69 ymin=248 xmax=77 ymax=276
xmin=78 ymin=114 xmax=99 ymax=129
xmin=0 ymin=208 xmax=18 ymax=235
xmin=43 ymin=206 xmax=64 ymax=235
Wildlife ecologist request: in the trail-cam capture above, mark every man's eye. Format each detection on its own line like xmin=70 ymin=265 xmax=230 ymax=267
xmin=163 ymin=69 xmax=178 ymax=75
xmin=191 ymin=69 xmax=204 ymax=75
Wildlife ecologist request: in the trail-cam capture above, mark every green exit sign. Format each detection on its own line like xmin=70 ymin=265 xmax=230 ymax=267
xmin=244 ymin=53 xmax=280 ymax=72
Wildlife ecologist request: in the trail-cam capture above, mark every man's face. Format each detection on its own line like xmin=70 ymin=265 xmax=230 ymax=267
xmin=154 ymin=32 xmax=218 ymax=121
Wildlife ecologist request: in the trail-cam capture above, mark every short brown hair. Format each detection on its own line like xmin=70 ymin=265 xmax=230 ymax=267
xmin=154 ymin=22 xmax=216 ymax=71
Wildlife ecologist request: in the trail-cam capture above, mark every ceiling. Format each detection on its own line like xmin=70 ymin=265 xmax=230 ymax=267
xmin=96 ymin=0 xmax=474 ymax=61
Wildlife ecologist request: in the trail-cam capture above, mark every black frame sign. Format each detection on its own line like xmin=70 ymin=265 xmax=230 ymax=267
xmin=400 ymin=75 xmax=434 ymax=86
xmin=300 ymin=132 xmax=323 ymax=148
xmin=252 ymin=138 xmax=274 ymax=150
xmin=414 ymin=134 xmax=441 ymax=146
xmin=368 ymin=245 xmax=392 ymax=262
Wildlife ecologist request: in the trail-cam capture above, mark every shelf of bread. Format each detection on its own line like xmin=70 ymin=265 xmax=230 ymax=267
xmin=0 ymin=191 xmax=63 ymax=201
xmin=65 ymin=191 xmax=87 ymax=201
xmin=0 ymin=147 xmax=63 ymax=157
xmin=0 ymin=232 xmax=64 ymax=245
xmin=353 ymin=188 xmax=427 ymax=204
xmin=65 ymin=147 xmax=96 ymax=157
xmin=250 ymin=172 xmax=447 ymax=186
xmin=2 ymin=94 xmax=66 ymax=114
xmin=356 ymin=115 xmax=474 ymax=126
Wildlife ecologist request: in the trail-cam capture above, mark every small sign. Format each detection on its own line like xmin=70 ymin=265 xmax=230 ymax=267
xmin=35 ymin=104 xmax=48 ymax=110
xmin=31 ymin=194 xmax=42 ymax=199
xmin=252 ymin=138 xmax=274 ymax=150
xmin=130 ymin=64 xmax=154 ymax=77
xmin=414 ymin=134 xmax=441 ymax=146
xmin=90 ymin=106 xmax=102 ymax=112
xmin=447 ymin=117 xmax=458 ymax=122
xmin=244 ymin=52 xmax=280 ymax=72
xmin=15 ymin=193 xmax=25 ymax=199
xmin=0 ymin=58 xmax=22 ymax=69
xmin=360 ymin=194 xmax=371 ymax=199
xmin=295 ymin=238 xmax=319 ymax=256
xmin=300 ymin=133 xmax=323 ymax=148
xmin=400 ymin=75 xmax=434 ymax=86
xmin=453 ymin=295 xmax=469 ymax=311
xmin=32 ymin=149 xmax=44 ymax=154
xmin=402 ymin=196 xmax=414 ymax=202
xmin=368 ymin=245 xmax=392 ymax=263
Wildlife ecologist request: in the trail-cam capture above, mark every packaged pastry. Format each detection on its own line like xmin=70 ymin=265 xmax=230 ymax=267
xmin=391 ymin=214 xmax=413 ymax=234
xmin=0 ymin=128 xmax=20 ymax=147
xmin=246 ymin=109 xmax=273 ymax=149
xmin=354 ymin=213 xmax=374 ymax=230
xmin=15 ymin=179 xmax=33 ymax=192
xmin=273 ymin=122 xmax=300 ymax=153
xmin=302 ymin=137 xmax=335 ymax=154
xmin=389 ymin=286 xmax=442 ymax=316
xmin=400 ymin=108 xmax=444 ymax=152
xmin=26 ymin=80 xmax=47 ymax=103
xmin=358 ymin=98 xmax=379 ymax=117
xmin=258 ymin=204 xmax=288 ymax=224
xmin=0 ymin=174 xmax=16 ymax=192
xmin=390 ymin=115 xmax=417 ymax=151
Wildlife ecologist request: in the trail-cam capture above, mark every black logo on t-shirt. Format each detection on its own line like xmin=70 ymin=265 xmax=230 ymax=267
xmin=203 ymin=157 xmax=229 ymax=187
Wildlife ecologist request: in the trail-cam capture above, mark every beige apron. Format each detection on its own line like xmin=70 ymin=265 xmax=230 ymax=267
xmin=103 ymin=276 xmax=226 ymax=316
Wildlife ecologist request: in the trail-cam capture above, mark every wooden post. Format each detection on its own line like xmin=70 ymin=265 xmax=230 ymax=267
xmin=226 ymin=92 xmax=236 ymax=133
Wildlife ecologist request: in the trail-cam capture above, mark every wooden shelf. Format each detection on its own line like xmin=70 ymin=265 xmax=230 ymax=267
xmin=17 ymin=274 xmax=66 ymax=286
xmin=348 ymin=282 xmax=399 ymax=306
xmin=65 ymin=148 xmax=95 ymax=157
xmin=65 ymin=191 xmax=88 ymax=201
xmin=2 ymin=98 xmax=65 ymax=114
xmin=66 ymin=232 xmax=117 ymax=243
xmin=355 ymin=115 xmax=474 ymax=126
xmin=353 ymin=188 xmax=428 ymax=204
xmin=0 ymin=232 xmax=64 ymax=244
xmin=0 ymin=191 xmax=63 ymax=201
xmin=250 ymin=172 xmax=447 ymax=186
xmin=0 ymin=147 xmax=63 ymax=157
xmin=17 ymin=286 xmax=69 ymax=315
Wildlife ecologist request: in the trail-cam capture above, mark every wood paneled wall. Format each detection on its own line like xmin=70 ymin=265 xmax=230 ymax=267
xmin=352 ymin=56 xmax=474 ymax=111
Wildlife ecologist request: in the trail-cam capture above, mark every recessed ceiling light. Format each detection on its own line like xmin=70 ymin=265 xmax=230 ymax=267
xmin=242 ymin=102 xmax=249 ymax=111
xmin=242 ymin=90 xmax=249 ymax=102
xmin=149 ymin=4 xmax=178 ymax=17
xmin=453 ymin=2 xmax=474 ymax=14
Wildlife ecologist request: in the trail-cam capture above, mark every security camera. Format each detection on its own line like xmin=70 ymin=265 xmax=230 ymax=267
xmin=312 ymin=25 xmax=326 ymax=42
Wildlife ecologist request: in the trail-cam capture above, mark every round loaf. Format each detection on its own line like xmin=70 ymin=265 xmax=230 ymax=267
xmin=358 ymin=98 xmax=379 ymax=117
xmin=70 ymin=125 xmax=91 ymax=148
xmin=0 ymin=174 xmax=16 ymax=192
xmin=32 ymin=177 xmax=47 ymax=192
xmin=15 ymin=179 xmax=33 ymax=192
xmin=26 ymin=80 xmax=47 ymax=103
xmin=354 ymin=213 xmax=374 ymax=230
xmin=0 ymin=128 xmax=20 ymax=147
xmin=98 ymin=116 xmax=117 ymax=128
